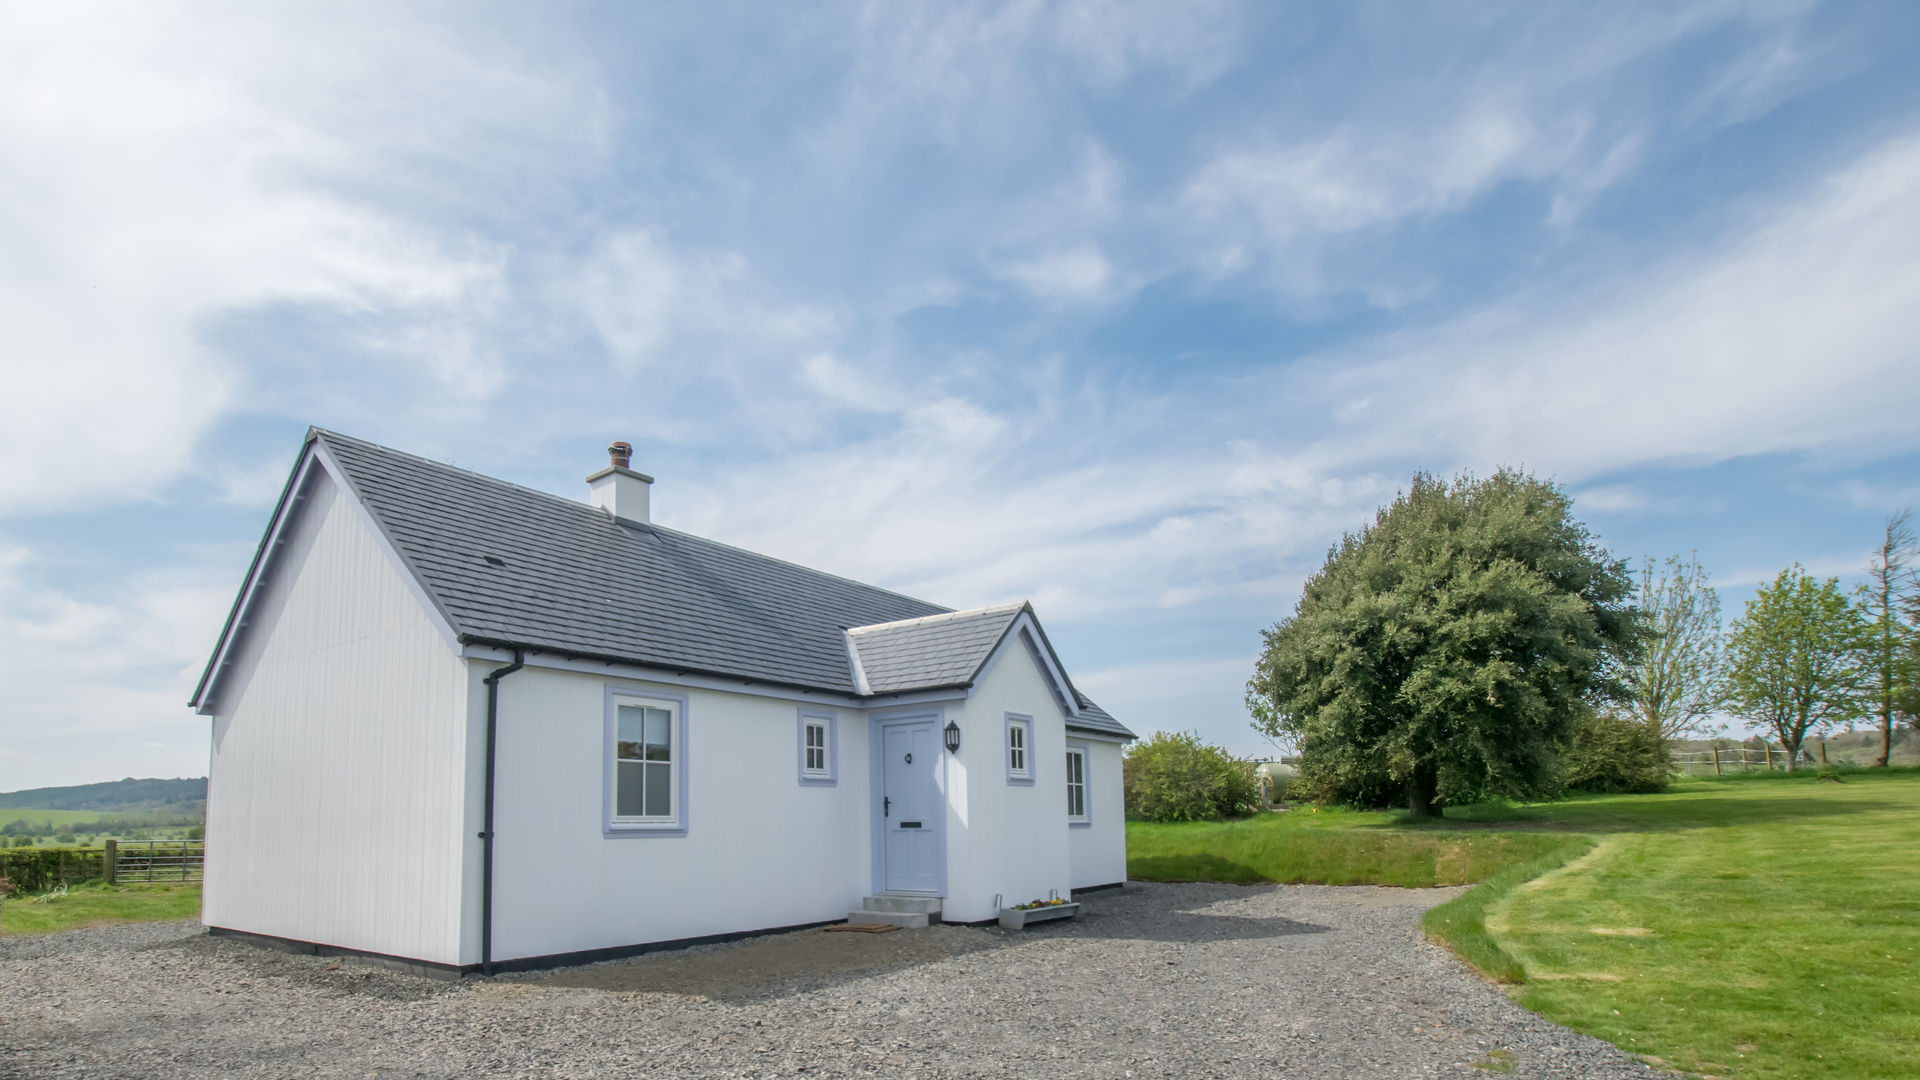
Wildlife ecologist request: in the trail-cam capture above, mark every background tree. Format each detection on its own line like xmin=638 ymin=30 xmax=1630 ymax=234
xmin=1724 ymin=565 xmax=1868 ymax=769
xmin=1246 ymin=470 xmax=1637 ymax=818
xmin=1121 ymin=731 xmax=1260 ymax=822
xmin=1625 ymin=552 xmax=1725 ymax=746
xmin=1863 ymin=510 xmax=1918 ymax=766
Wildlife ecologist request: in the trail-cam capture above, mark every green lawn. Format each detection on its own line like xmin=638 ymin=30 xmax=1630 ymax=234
xmin=1125 ymin=769 xmax=1920 ymax=1080
xmin=0 ymin=881 xmax=201 ymax=936
xmin=1477 ymin=771 xmax=1919 ymax=1080
xmin=1128 ymin=804 xmax=1584 ymax=887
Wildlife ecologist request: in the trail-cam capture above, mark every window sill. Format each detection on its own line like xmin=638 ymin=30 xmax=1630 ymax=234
xmin=1068 ymin=820 xmax=1092 ymax=829
xmin=798 ymin=774 xmax=837 ymax=787
xmin=604 ymin=822 xmax=687 ymax=839
xmin=1006 ymin=775 xmax=1035 ymax=787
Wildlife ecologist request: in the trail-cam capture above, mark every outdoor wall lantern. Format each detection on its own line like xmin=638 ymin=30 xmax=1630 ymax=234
xmin=943 ymin=720 xmax=961 ymax=755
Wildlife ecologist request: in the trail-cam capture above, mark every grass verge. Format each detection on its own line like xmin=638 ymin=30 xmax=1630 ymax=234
xmin=0 ymin=881 xmax=201 ymax=936
xmin=1418 ymin=837 xmax=1593 ymax=983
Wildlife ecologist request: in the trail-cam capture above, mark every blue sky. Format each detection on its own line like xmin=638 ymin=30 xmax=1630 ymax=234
xmin=3 ymin=2 xmax=1919 ymax=789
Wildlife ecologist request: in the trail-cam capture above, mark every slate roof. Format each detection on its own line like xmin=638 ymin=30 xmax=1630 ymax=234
xmin=193 ymin=428 xmax=1131 ymax=738
xmin=847 ymin=602 xmax=1133 ymax=738
xmin=846 ymin=602 xmax=1026 ymax=694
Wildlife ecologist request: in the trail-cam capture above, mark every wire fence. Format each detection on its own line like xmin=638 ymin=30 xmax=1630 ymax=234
xmin=1670 ymin=747 xmax=1818 ymax=775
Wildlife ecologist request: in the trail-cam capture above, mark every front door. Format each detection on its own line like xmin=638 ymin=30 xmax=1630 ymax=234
xmin=880 ymin=720 xmax=940 ymax=893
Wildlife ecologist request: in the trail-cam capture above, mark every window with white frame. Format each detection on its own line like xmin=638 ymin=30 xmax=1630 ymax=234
xmin=804 ymin=720 xmax=828 ymax=773
xmin=797 ymin=709 xmax=836 ymax=785
xmin=613 ymin=699 xmax=677 ymax=823
xmin=1006 ymin=714 xmax=1032 ymax=782
xmin=1065 ymin=745 xmax=1089 ymax=824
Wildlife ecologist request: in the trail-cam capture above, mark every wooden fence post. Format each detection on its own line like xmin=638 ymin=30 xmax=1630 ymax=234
xmin=1765 ymin=745 xmax=1774 ymax=771
xmin=1820 ymin=742 xmax=1829 ymax=767
xmin=1712 ymin=747 xmax=1721 ymax=775
xmin=104 ymin=839 xmax=117 ymax=885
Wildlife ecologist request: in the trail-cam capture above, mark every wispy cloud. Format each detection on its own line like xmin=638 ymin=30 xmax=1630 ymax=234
xmin=0 ymin=5 xmax=593 ymax=515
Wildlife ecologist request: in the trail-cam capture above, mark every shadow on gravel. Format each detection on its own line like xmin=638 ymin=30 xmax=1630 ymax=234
xmin=1026 ymin=907 xmax=1330 ymax=945
xmin=534 ymin=923 xmax=1007 ymax=1003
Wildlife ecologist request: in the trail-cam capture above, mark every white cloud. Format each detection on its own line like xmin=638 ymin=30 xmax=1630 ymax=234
xmin=0 ymin=5 xmax=590 ymax=515
xmin=1185 ymin=109 xmax=1536 ymax=242
xmin=0 ymin=541 xmax=233 ymax=788
xmin=998 ymin=246 xmax=1115 ymax=303
xmin=578 ymin=229 xmax=836 ymax=372
xmin=1301 ymin=131 xmax=1920 ymax=480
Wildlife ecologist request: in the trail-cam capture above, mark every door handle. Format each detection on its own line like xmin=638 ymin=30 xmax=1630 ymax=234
xmin=884 ymin=795 xmax=890 ymax=817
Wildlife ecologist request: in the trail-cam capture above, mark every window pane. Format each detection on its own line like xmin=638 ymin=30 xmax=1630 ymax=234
xmin=644 ymin=762 xmax=672 ymax=817
xmin=617 ymin=706 xmax=645 ymax=761
xmin=616 ymin=761 xmax=646 ymax=816
xmin=644 ymin=707 xmax=672 ymax=762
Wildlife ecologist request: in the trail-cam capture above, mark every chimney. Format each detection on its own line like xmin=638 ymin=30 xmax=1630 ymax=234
xmin=586 ymin=440 xmax=653 ymax=523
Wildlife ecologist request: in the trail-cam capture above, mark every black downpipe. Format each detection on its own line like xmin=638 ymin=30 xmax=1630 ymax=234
xmin=480 ymin=649 xmax=525 ymax=977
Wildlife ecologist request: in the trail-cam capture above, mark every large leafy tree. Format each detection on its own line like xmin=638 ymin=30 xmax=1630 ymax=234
xmin=1246 ymin=470 xmax=1637 ymax=818
xmin=1862 ymin=510 xmax=1918 ymax=765
xmin=1625 ymin=552 xmax=1725 ymax=745
xmin=1724 ymin=565 xmax=1869 ymax=770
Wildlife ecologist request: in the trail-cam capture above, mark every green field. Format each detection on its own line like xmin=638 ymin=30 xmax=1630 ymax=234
xmin=1126 ymin=770 xmax=1920 ymax=1080
xmin=0 ymin=806 xmax=203 ymax=843
xmin=0 ymin=881 xmax=201 ymax=936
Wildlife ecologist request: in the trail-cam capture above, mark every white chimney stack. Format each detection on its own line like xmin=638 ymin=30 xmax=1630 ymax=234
xmin=587 ymin=440 xmax=652 ymax=523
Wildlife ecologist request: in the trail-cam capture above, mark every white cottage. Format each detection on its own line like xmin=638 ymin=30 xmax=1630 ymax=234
xmin=190 ymin=429 xmax=1133 ymax=975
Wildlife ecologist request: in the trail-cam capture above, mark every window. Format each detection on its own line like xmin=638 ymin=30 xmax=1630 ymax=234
xmin=1005 ymin=714 xmax=1033 ymax=783
xmin=615 ymin=703 xmax=675 ymax=820
xmin=805 ymin=722 xmax=827 ymax=772
xmin=1065 ymin=744 xmax=1089 ymax=825
xmin=606 ymin=688 xmax=687 ymax=834
xmin=797 ymin=709 xmax=837 ymax=785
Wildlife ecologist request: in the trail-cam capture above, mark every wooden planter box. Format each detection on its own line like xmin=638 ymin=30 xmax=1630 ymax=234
xmin=998 ymin=901 xmax=1080 ymax=929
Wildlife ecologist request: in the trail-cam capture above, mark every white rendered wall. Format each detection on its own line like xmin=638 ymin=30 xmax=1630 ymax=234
xmin=203 ymin=472 xmax=470 ymax=965
xmin=941 ymin=641 xmax=1072 ymax=923
xmin=1068 ymin=738 xmax=1128 ymax=889
xmin=481 ymin=666 xmax=872 ymax=963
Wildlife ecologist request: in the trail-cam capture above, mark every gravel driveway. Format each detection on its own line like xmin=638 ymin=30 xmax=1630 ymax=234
xmin=2 ymin=882 xmax=1657 ymax=1079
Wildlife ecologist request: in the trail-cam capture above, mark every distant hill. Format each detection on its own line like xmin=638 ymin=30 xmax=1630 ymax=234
xmin=0 ymin=777 xmax=207 ymax=813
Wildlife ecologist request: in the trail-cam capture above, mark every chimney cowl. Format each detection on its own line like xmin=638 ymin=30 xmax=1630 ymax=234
xmin=608 ymin=441 xmax=633 ymax=469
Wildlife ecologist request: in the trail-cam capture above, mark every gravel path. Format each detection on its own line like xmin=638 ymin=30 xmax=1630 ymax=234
xmin=1 ymin=882 xmax=1658 ymax=1079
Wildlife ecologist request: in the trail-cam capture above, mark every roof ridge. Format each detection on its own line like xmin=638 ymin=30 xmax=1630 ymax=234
xmin=846 ymin=600 xmax=1027 ymax=635
xmin=310 ymin=426 xmax=949 ymax=616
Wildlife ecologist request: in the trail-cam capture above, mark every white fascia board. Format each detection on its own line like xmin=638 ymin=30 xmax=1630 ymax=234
xmin=843 ymin=629 xmax=874 ymax=697
xmin=1064 ymin=730 xmax=1131 ymax=745
xmin=309 ymin=440 xmax=462 ymax=655
xmin=191 ymin=452 xmax=321 ymax=715
xmin=459 ymin=645 xmax=966 ymax=711
xmin=968 ymin=610 xmax=1082 ymax=720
